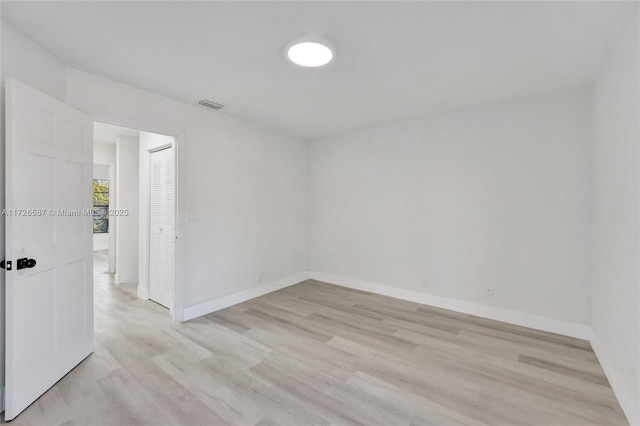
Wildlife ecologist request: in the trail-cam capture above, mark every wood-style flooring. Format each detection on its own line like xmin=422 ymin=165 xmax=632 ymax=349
xmin=3 ymin=251 xmax=628 ymax=425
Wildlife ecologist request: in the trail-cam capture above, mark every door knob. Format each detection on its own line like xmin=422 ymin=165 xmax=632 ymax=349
xmin=16 ymin=258 xmax=37 ymax=270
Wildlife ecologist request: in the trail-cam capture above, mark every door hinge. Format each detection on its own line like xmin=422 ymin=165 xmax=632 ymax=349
xmin=1 ymin=260 xmax=12 ymax=271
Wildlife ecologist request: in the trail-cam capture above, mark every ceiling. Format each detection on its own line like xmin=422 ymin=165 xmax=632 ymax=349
xmin=2 ymin=1 xmax=637 ymax=139
xmin=94 ymin=122 xmax=139 ymax=145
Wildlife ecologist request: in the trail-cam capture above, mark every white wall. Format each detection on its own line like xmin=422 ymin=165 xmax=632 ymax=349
xmin=94 ymin=142 xmax=116 ymax=165
xmin=0 ymin=19 xmax=69 ymax=411
xmin=93 ymin=165 xmax=109 ymax=180
xmin=115 ymin=135 xmax=139 ymax=286
xmin=591 ymin=13 xmax=640 ymax=425
xmin=93 ymin=164 xmax=110 ymax=251
xmin=65 ymin=68 xmax=310 ymax=319
xmin=1 ymin=21 xmax=66 ymax=102
xmin=310 ymin=89 xmax=592 ymax=325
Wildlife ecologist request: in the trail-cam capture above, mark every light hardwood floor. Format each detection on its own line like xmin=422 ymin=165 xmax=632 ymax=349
xmin=3 ymin=251 xmax=628 ymax=425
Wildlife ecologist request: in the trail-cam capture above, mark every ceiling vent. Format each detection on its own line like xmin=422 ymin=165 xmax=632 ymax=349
xmin=198 ymin=99 xmax=224 ymax=110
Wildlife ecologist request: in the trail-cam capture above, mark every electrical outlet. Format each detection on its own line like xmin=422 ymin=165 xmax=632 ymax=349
xmin=421 ymin=279 xmax=428 ymax=288
xmin=257 ymin=273 xmax=262 ymax=283
xmin=486 ymin=288 xmax=494 ymax=300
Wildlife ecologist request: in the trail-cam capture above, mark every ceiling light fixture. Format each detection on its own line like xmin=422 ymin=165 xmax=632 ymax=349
xmin=287 ymin=41 xmax=334 ymax=67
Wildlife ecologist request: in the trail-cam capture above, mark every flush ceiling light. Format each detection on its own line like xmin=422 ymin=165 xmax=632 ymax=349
xmin=287 ymin=41 xmax=334 ymax=67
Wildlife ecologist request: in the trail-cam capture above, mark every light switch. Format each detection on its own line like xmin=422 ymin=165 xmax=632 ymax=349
xmin=189 ymin=209 xmax=198 ymax=220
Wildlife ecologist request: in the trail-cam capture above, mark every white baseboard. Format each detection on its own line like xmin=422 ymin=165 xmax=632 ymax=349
xmin=308 ymin=271 xmax=593 ymax=340
xmin=114 ymin=274 xmax=120 ymax=285
xmin=590 ymin=335 xmax=638 ymax=426
xmin=137 ymin=285 xmax=149 ymax=300
xmin=182 ymin=272 xmax=311 ymax=321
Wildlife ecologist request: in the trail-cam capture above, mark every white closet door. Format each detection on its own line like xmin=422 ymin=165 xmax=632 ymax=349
xmin=148 ymin=146 xmax=175 ymax=309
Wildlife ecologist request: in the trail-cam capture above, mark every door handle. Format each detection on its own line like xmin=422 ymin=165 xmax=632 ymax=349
xmin=16 ymin=258 xmax=37 ymax=270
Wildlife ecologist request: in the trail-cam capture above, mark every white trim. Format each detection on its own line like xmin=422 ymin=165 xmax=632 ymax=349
xmin=173 ymin=132 xmax=186 ymax=322
xmin=182 ymin=272 xmax=310 ymax=321
xmin=137 ymin=285 xmax=149 ymax=300
xmin=113 ymin=274 xmax=120 ymax=285
xmin=590 ymin=335 xmax=638 ymax=426
xmin=107 ymin=163 xmax=116 ymax=273
xmin=308 ymin=271 xmax=593 ymax=340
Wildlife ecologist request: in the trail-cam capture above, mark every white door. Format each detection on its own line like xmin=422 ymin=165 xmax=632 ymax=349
xmin=4 ymin=79 xmax=94 ymax=420
xmin=148 ymin=146 xmax=175 ymax=309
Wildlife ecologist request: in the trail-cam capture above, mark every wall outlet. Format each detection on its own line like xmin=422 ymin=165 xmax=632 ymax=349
xmin=421 ymin=279 xmax=428 ymax=288
xmin=486 ymin=288 xmax=494 ymax=300
xmin=256 ymin=273 xmax=262 ymax=283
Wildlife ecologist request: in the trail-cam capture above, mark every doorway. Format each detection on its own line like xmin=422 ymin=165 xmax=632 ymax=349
xmin=92 ymin=122 xmax=177 ymax=313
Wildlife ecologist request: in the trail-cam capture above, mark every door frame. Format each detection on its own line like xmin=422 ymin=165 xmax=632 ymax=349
xmin=92 ymin=118 xmax=185 ymax=322
xmin=107 ymin=163 xmax=116 ymax=274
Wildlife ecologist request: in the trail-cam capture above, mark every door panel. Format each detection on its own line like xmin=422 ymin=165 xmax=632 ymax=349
xmin=148 ymin=147 xmax=175 ymax=309
xmin=5 ymin=79 xmax=94 ymax=420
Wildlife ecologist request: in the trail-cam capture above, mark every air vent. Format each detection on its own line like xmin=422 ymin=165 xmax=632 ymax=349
xmin=198 ymin=99 xmax=224 ymax=110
